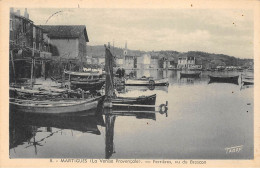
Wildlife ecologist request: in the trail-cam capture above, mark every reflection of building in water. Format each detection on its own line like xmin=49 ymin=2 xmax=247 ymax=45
xmin=105 ymin=115 xmax=116 ymax=159
xmin=177 ymin=56 xmax=202 ymax=69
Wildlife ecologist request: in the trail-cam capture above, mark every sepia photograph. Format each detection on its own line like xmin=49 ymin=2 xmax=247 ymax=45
xmin=1 ymin=0 xmax=260 ymax=168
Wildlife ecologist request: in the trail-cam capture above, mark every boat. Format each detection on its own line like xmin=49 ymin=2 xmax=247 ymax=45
xmin=9 ymin=96 xmax=104 ymax=114
xmin=208 ymin=75 xmax=239 ymax=85
xmin=64 ymin=70 xmax=105 ymax=91
xmin=112 ymin=94 xmax=156 ymax=106
xmin=180 ymin=72 xmax=201 ymax=78
xmin=70 ymin=80 xmax=105 ymax=91
xmin=242 ymin=80 xmax=254 ymax=86
xmin=125 ymin=76 xmax=169 ymax=86
xmin=241 ymin=74 xmax=254 ymax=86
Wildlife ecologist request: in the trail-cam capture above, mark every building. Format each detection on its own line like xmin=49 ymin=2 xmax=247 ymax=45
xmin=177 ymin=56 xmax=202 ymax=69
xmin=9 ymin=8 xmax=51 ymax=81
xmin=10 ymin=8 xmax=51 ymax=56
xmin=40 ymin=25 xmax=89 ymax=61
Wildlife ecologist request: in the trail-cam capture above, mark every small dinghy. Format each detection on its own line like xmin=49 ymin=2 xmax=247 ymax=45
xmin=9 ymin=96 xmax=104 ymax=115
xmin=209 ymin=75 xmax=239 ymax=85
xmin=112 ymin=94 xmax=156 ymax=106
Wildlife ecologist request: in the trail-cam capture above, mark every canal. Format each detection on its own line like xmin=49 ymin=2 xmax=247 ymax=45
xmin=9 ymin=70 xmax=254 ymax=159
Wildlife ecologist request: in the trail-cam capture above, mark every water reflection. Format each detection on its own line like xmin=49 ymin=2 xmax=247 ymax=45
xmin=104 ymin=105 xmax=167 ymax=159
xmin=9 ymin=108 xmax=105 ymax=157
xmin=105 ymin=114 xmax=116 ymax=159
xmin=9 ymin=70 xmax=253 ymax=159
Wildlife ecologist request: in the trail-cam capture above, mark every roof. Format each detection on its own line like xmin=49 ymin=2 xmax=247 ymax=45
xmin=39 ymin=25 xmax=89 ymax=42
xmin=13 ymin=14 xmax=33 ymax=23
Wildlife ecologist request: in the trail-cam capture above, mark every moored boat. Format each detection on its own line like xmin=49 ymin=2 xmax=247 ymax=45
xmin=242 ymin=80 xmax=254 ymax=86
xmin=9 ymin=96 xmax=104 ymax=114
xmin=112 ymin=94 xmax=156 ymax=106
xmin=70 ymin=80 xmax=105 ymax=91
xmin=65 ymin=70 xmax=105 ymax=91
xmin=208 ymin=75 xmax=239 ymax=85
xmin=125 ymin=77 xmax=168 ymax=86
xmin=180 ymin=72 xmax=201 ymax=78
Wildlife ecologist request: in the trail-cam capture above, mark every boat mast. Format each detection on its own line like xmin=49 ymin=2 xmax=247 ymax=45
xmin=104 ymin=43 xmax=115 ymax=107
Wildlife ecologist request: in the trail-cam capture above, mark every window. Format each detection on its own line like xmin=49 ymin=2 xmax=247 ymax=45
xmin=10 ymin=19 xmax=13 ymax=31
xmin=23 ymin=21 xmax=26 ymax=33
xmin=33 ymin=27 xmax=36 ymax=39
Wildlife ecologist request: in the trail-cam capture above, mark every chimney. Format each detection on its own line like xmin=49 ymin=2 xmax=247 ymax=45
xmin=24 ymin=8 xmax=29 ymax=19
xmin=16 ymin=10 xmax=20 ymax=16
xmin=10 ymin=8 xmax=14 ymax=13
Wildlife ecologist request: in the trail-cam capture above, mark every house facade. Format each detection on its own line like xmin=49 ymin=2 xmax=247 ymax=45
xmin=177 ymin=56 xmax=202 ymax=69
xmin=9 ymin=8 xmax=51 ymax=82
xmin=40 ymin=25 xmax=89 ymax=61
xmin=10 ymin=8 xmax=50 ymax=57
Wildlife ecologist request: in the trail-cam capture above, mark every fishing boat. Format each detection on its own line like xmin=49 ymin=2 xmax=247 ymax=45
xmin=9 ymin=96 xmax=104 ymax=114
xmin=64 ymin=70 xmax=105 ymax=91
xmin=112 ymin=94 xmax=156 ymax=106
xmin=125 ymin=76 xmax=169 ymax=86
xmin=208 ymin=75 xmax=239 ymax=85
xmin=180 ymin=72 xmax=201 ymax=78
xmin=242 ymin=80 xmax=254 ymax=86
xmin=241 ymin=74 xmax=254 ymax=86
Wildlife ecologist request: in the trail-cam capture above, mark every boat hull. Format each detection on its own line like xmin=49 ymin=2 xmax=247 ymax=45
xmin=243 ymin=81 xmax=254 ymax=86
xmin=209 ymin=75 xmax=239 ymax=85
xmin=112 ymin=94 xmax=156 ymax=105
xmin=71 ymin=80 xmax=105 ymax=91
xmin=125 ymin=79 xmax=168 ymax=86
xmin=10 ymin=97 xmax=103 ymax=114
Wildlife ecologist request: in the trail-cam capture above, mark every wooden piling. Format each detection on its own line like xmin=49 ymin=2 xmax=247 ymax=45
xmin=10 ymin=51 xmax=16 ymax=84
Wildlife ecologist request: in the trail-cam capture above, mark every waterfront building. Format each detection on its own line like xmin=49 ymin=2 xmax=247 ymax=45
xmin=177 ymin=56 xmax=202 ymax=69
xmin=40 ymin=25 xmax=89 ymax=62
xmin=9 ymin=8 xmax=51 ymax=81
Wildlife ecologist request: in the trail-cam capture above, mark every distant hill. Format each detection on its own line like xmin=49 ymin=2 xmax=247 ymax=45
xmin=86 ymin=45 xmax=253 ymax=68
xmin=150 ymin=50 xmax=253 ymax=68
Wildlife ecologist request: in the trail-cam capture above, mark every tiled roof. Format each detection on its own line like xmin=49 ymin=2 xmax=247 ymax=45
xmin=39 ymin=25 xmax=89 ymax=42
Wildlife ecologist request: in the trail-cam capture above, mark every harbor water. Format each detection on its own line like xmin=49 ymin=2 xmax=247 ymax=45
xmin=9 ymin=70 xmax=254 ymax=159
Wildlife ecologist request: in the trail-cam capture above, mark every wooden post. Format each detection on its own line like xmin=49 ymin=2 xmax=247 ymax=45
xmin=30 ymin=58 xmax=34 ymax=88
xmin=33 ymin=58 xmax=36 ymax=83
xmin=69 ymin=74 xmax=71 ymax=90
xmin=10 ymin=51 xmax=16 ymax=84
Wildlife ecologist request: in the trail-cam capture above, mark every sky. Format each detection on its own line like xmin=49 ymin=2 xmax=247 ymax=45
xmin=16 ymin=8 xmax=254 ymax=58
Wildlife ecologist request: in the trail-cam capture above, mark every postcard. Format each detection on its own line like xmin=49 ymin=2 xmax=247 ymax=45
xmin=0 ymin=0 xmax=259 ymax=168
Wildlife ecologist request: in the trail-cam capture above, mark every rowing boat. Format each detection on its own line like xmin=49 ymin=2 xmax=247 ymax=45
xmin=242 ymin=80 xmax=254 ymax=86
xmin=65 ymin=70 xmax=105 ymax=91
xmin=209 ymin=75 xmax=239 ymax=85
xmin=70 ymin=80 xmax=105 ymax=91
xmin=112 ymin=94 xmax=156 ymax=106
xmin=9 ymin=96 xmax=104 ymax=114
xmin=125 ymin=77 xmax=168 ymax=86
